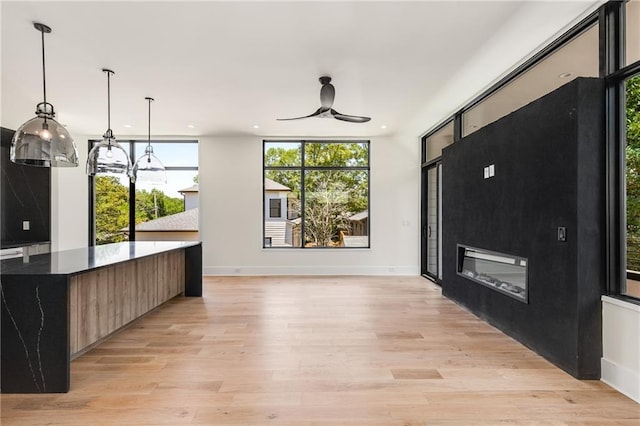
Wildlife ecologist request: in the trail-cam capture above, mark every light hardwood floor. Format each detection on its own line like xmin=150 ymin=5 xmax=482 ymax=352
xmin=2 ymin=276 xmax=638 ymax=425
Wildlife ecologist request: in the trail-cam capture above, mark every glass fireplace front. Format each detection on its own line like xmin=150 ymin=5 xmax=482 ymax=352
xmin=457 ymin=245 xmax=528 ymax=303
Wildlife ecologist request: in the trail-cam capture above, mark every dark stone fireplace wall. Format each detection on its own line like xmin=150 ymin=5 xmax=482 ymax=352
xmin=441 ymin=78 xmax=605 ymax=379
xmin=1 ymin=127 xmax=51 ymax=248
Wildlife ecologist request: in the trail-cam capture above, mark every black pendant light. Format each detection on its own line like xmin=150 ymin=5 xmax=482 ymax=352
xmin=86 ymin=69 xmax=132 ymax=179
xmin=11 ymin=22 xmax=78 ymax=167
xmin=133 ymin=97 xmax=166 ymax=185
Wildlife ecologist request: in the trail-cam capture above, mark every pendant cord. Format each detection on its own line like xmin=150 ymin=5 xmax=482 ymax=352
xmin=148 ymin=98 xmax=151 ymax=143
xmin=41 ymin=29 xmax=47 ymax=108
xmin=107 ymin=72 xmax=111 ymax=131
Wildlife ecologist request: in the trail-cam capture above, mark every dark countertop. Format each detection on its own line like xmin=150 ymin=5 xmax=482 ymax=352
xmin=0 ymin=241 xmax=200 ymax=276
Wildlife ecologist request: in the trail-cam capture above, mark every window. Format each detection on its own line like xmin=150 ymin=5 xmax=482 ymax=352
xmin=90 ymin=140 xmax=198 ymax=245
xmin=92 ymin=141 xmax=131 ymax=245
xmin=626 ymin=0 xmax=640 ymax=66
xmin=463 ymin=23 xmax=599 ymax=136
xmin=263 ymin=141 xmax=370 ymax=248
xmin=625 ymin=73 xmax=640 ymax=298
xmin=269 ymin=199 xmax=282 ymax=218
xmin=423 ymin=121 xmax=454 ymax=163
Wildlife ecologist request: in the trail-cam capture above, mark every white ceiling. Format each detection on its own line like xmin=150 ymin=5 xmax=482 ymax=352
xmin=1 ymin=1 xmax=603 ymax=140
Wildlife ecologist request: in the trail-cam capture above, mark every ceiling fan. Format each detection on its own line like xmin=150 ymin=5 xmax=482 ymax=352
xmin=277 ymin=76 xmax=371 ymax=123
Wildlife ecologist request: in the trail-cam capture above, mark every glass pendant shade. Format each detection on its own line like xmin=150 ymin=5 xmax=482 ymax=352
xmin=11 ymin=22 xmax=79 ymax=167
xmin=134 ymin=145 xmax=167 ymax=185
xmin=11 ymin=111 xmax=78 ymax=167
xmin=86 ymin=69 xmax=133 ymax=179
xmin=86 ymin=132 xmax=132 ymax=177
xmin=133 ymin=97 xmax=166 ymax=185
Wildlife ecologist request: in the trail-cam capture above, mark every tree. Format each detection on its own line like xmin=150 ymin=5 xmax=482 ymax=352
xmin=95 ymin=176 xmax=129 ymax=244
xmin=304 ymin=175 xmax=351 ymax=246
xmin=135 ymin=189 xmax=184 ymax=223
xmin=94 ymin=177 xmax=186 ymax=245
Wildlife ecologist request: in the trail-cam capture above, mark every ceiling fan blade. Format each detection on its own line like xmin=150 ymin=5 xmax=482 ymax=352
xmin=320 ymin=83 xmax=335 ymax=109
xmin=331 ymin=109 xmax=371 ymax=123
xmin=277 ymin=108 xmax=324 ymax=121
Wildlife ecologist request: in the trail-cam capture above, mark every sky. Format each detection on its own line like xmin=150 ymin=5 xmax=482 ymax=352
xmin=111 ymin=141 xmax=198 ymax=199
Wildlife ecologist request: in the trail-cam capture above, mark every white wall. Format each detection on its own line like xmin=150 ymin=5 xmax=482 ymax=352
xmin=199 ymin=135 xmax=420 ymax=275
xmin=601 ymin=296 xmax=640 ymax=403
xmin=51 ymin=134 xmax=90 ymax=251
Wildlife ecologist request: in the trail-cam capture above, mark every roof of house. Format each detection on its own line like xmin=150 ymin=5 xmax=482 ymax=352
xmin=135 ymin=208 xmax=199 ymax=232
xmin=265 ymin=178 xmax=290 ymax=191
xmin=178 ymin=184 xmax=198 ymax=193
xmin=349 ymin=210 xmax=368 ymax=221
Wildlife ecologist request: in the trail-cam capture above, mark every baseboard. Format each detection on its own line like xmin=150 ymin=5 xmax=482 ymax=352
xmin=601 ymin=358 xmax=640 ymax=403
xmin=203 ymin=265 xmax=420 ymax=276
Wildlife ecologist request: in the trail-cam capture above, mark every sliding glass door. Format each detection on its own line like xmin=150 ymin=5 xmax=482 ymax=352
xmin=422 ymin=162 xmax=442 ymax=281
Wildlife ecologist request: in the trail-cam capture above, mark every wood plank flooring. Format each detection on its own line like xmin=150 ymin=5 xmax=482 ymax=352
xmin=2 ymin=276 xmax=638 ymax=425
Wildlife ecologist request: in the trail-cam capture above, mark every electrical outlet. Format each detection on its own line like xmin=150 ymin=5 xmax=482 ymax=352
xmin=22 ymin=221 xmax=30 ymax=231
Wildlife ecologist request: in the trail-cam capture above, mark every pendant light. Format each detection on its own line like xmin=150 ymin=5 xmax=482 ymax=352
xmin=133 ymin=97 xmax=166 ymax=185
xmin=11 ymin=22 xmax=78 ymax=167
xmin=86 ymin=69 xmax=132 ymax=179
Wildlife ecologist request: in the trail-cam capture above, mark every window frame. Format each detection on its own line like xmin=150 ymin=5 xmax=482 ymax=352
xmin=263 ymin=140 xmax=371 ymax=249
xmin=87 ymin=139 xmax=198 ymax=246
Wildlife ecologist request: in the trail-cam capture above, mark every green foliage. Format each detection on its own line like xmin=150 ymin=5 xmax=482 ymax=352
xmin=627 ymin=75 xmax=640 ymax=271
xmin=95 ymin=177 xmax=185 ymax=245
xmin=135 ymin=189 xmax=184 ymax=223
xmin=95 ymin=176 xmax=129 ymax=244
xmin=305 ymin=142 xmax=368 ymax=167
xmin=264 ymin=145 xmax=301 ymax=167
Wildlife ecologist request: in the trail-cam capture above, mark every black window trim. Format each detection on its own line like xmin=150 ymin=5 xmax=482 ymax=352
xmin=87 ymin=139 xmax=198 ymax=246
xmin=263 ymin=139 xmax=371 ymax=249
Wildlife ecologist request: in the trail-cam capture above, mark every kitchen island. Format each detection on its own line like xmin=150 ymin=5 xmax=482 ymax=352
xmin=0 ymin=241 xmax=202 ymax=393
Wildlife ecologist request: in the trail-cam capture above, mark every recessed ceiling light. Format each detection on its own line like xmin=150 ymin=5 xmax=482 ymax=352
xmin=123 ymin=124 xmax=132 ymax=128
xmin=558 ymin=72 xmax=572 ymax=78
xmin=253 ymin=125 xmax=260 ymax=129
xmin=380 ymin=125 xmax=387 ymax=129
xmin=187 ymin=124 xmax=195 ymax=129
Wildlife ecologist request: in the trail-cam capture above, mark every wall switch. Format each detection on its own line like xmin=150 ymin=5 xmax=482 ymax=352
xmin=558 ymin=227 xmax=567 ymax=242
xmin=22 ymin=221 xmax=30 ymax=231
xmin=484 ymin=165 xmax=495 ymax=179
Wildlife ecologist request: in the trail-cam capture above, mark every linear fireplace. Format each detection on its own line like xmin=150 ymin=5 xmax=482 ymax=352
xmin=457 ymin=245 xmax=528 ymax=303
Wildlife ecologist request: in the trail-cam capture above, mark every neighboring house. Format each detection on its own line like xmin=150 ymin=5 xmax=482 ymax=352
xmin=133 ymin=184 xmax=199 ymax=241
xmin=134 ymin=208 xmax=199 ymax=241
xmin=343 ymin=210 xmax=369 ymax=247
xmin=348 ymin=210 xmax=368 ymax=236
xmin=179 ymin=184 xmax=199 ymax=210
xmin=264 ymin=178 xmax=296 ymax=247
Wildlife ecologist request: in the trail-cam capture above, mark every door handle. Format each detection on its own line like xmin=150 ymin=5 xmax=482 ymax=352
xmin=428 ymin=226 xmax=432 ymax=238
